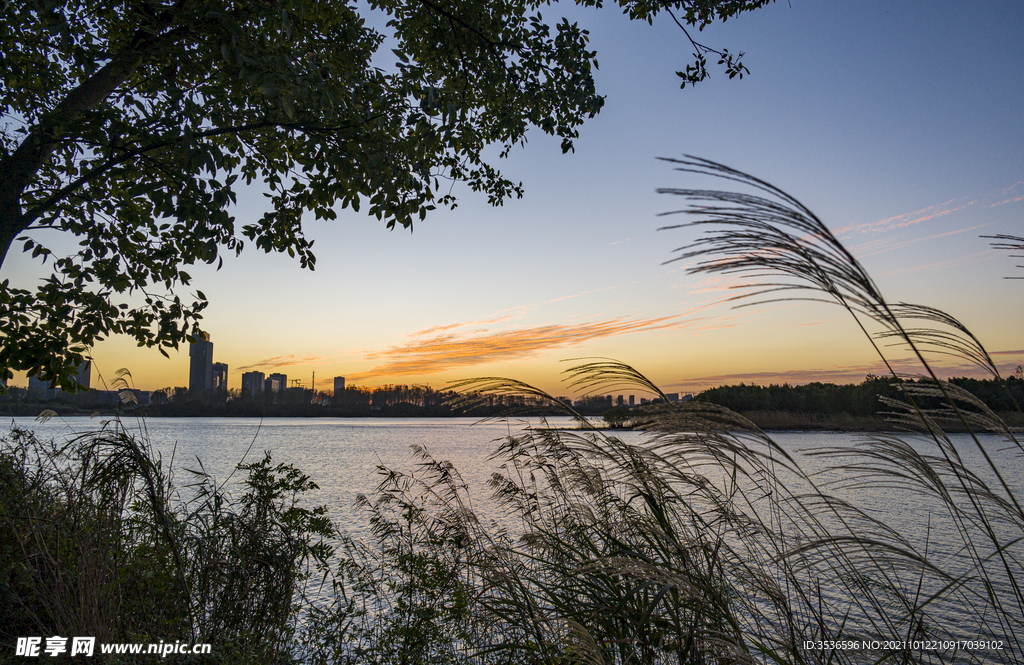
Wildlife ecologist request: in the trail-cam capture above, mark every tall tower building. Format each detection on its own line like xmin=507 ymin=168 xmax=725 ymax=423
xmin=212 ymin=363 xmax=228 ymax=396
xmin=267 ymin=372 xmax=287 ymax=392
xmin=74 ymin=360 xmax=91 ymax=390
xmin=27 ymin=375 xmax=56 ymax=399
xmin=189 ymin=333 xmax=214 ymax=394
xmin=333 ymin=376 xmax=346 ymax=396
xmin=27 ymin=359 xmax=90 ymax=398
xmin=241 ymin=371 xmax=265 ymax=397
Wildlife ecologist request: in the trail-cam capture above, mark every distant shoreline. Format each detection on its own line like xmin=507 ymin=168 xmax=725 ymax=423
xmin=6 ymin=375 xmax=1021 ymax=432
xmin=4 ymin=404 xmax=1021 ymax=434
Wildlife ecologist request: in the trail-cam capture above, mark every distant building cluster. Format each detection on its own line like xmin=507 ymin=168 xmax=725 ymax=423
xmin=238 ymin=370 xmax=291 ymax=397
xmin=23 ymin=360 xmax=156 ymax=405
xmin=190 ymin=335 xmax=353 ymax=404
xmin=16 ymin=334 xmax=695 ymax=410
xmin=567 ymin=393 xmax=690 ymax=409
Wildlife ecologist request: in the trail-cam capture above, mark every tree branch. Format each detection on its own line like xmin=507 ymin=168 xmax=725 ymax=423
xmin=19 ymin=119 xmax=352 ymax=229
xmin=663 ymin=5 xmax=726 ymax=59
xmin=0 ymin=21 xmax=190 ymax=264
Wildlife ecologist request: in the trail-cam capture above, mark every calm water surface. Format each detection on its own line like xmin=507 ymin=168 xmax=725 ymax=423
xmin=9 ymin=415 xmax=1022 ymax=532
xmin=9 ymin=416 xmax=554 ymax=534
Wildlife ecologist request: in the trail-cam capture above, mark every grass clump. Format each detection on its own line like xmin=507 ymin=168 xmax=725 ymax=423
xmin=0 ymin=421 xmax=335 ymax=663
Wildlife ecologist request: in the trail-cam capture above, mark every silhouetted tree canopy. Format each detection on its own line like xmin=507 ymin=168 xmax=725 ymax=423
xmin=1 ymin=0 xmax=770 ymax=391
xmin=696 ymin=375 xmax=1024 ymax=417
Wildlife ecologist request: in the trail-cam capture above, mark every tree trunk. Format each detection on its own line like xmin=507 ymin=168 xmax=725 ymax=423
xmin=0 ymin=26 xmax=178 ymax=268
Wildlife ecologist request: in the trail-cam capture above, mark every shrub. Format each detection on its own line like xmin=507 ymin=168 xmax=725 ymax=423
xmin=0 ymin=422 xmax=334 ymax=663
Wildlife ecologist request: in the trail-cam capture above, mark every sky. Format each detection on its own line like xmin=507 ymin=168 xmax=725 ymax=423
xmin=6 ymin=0 xmax=1024 ymax=397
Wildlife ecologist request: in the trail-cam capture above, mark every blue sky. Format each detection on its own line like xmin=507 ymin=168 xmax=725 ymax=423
xmin=6 ymin=0 xmax=1023 ymax=394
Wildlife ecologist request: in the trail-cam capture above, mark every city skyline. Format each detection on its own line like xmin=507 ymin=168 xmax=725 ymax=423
xmin=4 ymin=0 xmax=1023 ymax=396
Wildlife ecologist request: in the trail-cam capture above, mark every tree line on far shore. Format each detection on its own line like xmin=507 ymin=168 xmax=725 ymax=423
xmin=3 ymin=371 xmax=1021 ymax=423
xmin=694 ymin=371 xmax=1024 ymax=417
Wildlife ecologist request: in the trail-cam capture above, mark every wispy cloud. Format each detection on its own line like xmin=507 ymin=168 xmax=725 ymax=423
xmin=788 ymin=319 xmax=835 ymax=328
xmin=839 ymin=199 xmax=975 ymax=236
xmin=236 ymin=354 xmax=332 ymax=371
xmin=849 ymin=222 xmax=992 ymax=258
xmin=547 ymin=284 xmax=624 ymax=303
xmin=408 ymin=285 xmax=630 ymax=338
xmin=836 ymin=182 xmax=1024 ymax=239
xmin=683 ymin=274 xmax=746 ymax=296
xmin=410 ymin=315 xmax=517 ymax=337
xmin=668 ymin=359 xmax=933 ymax=390
xmin=348 ymin=314 xmax=693 ymax=381
xmin=874 ymin=250 xmax=990 ymax=279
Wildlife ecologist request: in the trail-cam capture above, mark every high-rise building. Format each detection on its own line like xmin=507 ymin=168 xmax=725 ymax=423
xmin=212 ymin=363 xmax=228 ymax=396
xmin=189 ymin=333 xmax=214 ymax=394
xmin=27 ymin=360 xmax=91 ymax=399
xmin=241 ymin=371 xmax=264 ymax=397
xmin=27 ymin=375 xmax=57 ymax=399
xmin=333 ymin=376 xmax=346 ymax=396
xmin=74 ymin=360 xmax=91 ymax=389
xmin=267 ymin=373 xmax=287 ymax=392
xmin=628 ymin=395 xmax=635 ymax=406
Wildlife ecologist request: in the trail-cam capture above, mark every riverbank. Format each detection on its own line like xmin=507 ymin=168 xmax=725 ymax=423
xmin=6 ymin=401 xmax=1021 ymax=433
xmin=744 ymin=409 xmax=1024 ymax=432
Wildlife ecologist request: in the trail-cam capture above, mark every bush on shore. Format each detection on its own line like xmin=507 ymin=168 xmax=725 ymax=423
xmin=0 ymin=423 xmax=334 ymax=663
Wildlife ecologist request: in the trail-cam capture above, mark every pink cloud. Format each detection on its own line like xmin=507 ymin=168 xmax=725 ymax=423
xmin=836 ymin=182 xmax=1024 ymax=239
xmin=874 ymin=250 xmax=990 ymax=279
xmin=410 ymin=315 xmax=516 ymax=337
xmin=236 ymin=354 xmax=331 ymax=371
xmin=849 ymin=223 xmax=992 ymax=258
xmin=348 ymin=314 xmax=693 ymax=381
